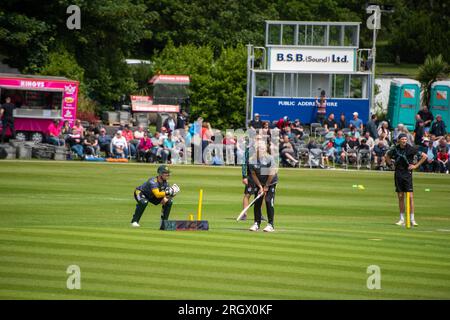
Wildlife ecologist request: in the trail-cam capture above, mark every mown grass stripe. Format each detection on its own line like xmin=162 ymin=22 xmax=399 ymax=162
xmin=1 ymin=257 xmax=449 ymax=300
xmin=1 ymin=234 xmax=449 ymax=275
xmin=2 ymin=227 xmax=449 ymax=261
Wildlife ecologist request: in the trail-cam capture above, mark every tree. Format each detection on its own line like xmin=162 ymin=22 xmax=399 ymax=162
xmin=417 ymin=54 xmax=449 ymax=106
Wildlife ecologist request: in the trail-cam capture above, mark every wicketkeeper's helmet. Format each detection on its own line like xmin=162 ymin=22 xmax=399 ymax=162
xmin=157 ymin=165 xmax=171 ymax=175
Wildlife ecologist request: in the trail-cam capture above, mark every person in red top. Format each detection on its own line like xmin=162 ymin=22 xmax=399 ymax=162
xmin=122 ymin=124 xmax=136 ymax=157
xmin=137 ymin=131 xmax=153 ymax=162
xmin=47 ymin=119 xmax=65 ymax=146
xmin=436 ymin=138 xmax=449 ymax=173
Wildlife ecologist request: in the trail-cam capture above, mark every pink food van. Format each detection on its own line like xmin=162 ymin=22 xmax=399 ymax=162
xmin=0 ymin=73 xmax=79 ymax=142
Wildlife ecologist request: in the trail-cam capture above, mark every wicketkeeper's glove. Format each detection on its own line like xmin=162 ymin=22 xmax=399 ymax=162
xmin=165 ymin=187 xmax=175 ymax=197
xmin=171 ymin=184 xmax=180 ymax=195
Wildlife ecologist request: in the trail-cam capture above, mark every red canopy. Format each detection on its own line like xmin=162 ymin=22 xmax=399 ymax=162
xmin=148 ymin=74 xmax=190 ymax=85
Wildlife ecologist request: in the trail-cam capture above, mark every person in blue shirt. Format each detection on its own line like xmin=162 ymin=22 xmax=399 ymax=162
xmin=131 ymin=165 xmax=180 ymax=229
xmin=162 ymin=132 xmax=175 ymax=163
xmin=349 ymin=112 xmax=363 ymax=131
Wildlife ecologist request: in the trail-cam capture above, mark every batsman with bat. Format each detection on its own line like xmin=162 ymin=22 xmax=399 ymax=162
xmin=248 ymin=139 xmax=278 ymax=232
xmin=131 ymin=165 xmax=180 ymax=229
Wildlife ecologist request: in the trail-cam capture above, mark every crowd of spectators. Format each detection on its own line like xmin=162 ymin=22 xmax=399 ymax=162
xmin=42 ymin=107 xmax=449 ymax=173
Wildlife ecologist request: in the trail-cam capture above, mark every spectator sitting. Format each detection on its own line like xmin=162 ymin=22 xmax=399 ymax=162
xmin=377 ymin=121 xmax=391 ymax=144
xmin=47 ymin=119 xmax=65 ymax=146
xmin=279 ymin=135 xmax=299 ymax=167
xmin=291 ymin=119 xmax=304 ymax=138
xmin=430 ymin=115 xmax=447 ymax=139
xmin=137 ymin=131 xmax=153 ymax=162
xmin=98 ymin=127 xmax=112 ymax=157
xmin=67 ymin=127 xmax=84 ymax=159
xmin=338 ymin=113 xmax=347 ymax=130
xmin=374 ymin=132 xmax=390 ymax=148
xmin=322 ymin=136 xmax=336 ymax=168
xmin=360 ymin=131 xmax=374 ymax=151
xmin=134 ymin=125 xmax=146 ymax=140
xmin=341 ymin=133 xmax=359 ymax=164
xmin=61 ymin=120 xmax=71 ymax=140
xmin=349 ymin=124 xmax=360 ymax=139
xmin=277 ymin=116 xmax=290 ymax=130
xmin=122 ymin=124 xmax=136 ymax=158
xmin=83 ymin=128 xmax=99 ymax=157
xmin=333 ymin=130 xmax=346 ymax=162
xmin=323 ymin=113 xmax=337 ymax=132
xmin=111 ymin=130 xmax=128 ymax=159
xmin=373 ymin=140 xmax=388 ymax=170
xmin=357 ymin=138 xmax=371 ymax=166
xmin=306 ymin=138 xmax=319 ymax=150
xmin=417 ymin=105 xmax=434 ymax=132
xmin=436 ymin=138 xmax=449 ymax=173
xmin=393 ymin=123 xmax=405 ymax=142
xmin=163 ymin=115 xmax=176 ymax=133
xmin=162 ymin=132 xmax=175 ymax=164
xmin=349 ymin=112 xmax=363 ymax=131
xmin=249 ymin=113 xmax=263 ymax=129
xmin=72 ymin=119 xmax=84 ymax=139
xmin=150 ymin=131 xmax=164 ymax=162
xmin=419 ymin=137 xmax=437 ymax=172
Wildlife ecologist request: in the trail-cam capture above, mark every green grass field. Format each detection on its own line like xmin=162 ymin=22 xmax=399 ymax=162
xmin=0 ymin=161 xmax=449 ymax=300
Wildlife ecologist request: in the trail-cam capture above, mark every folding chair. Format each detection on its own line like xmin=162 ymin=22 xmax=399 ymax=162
xmin=357 ymin=149 xmax=372 ymax=170
xmin=297 ymin=147 xmax=310 ymax=168
xmin=308 ymin=148 xmax=323 ymax=168
xmin=310 ymin=123 xmax=321 ymax=139
xmin=344 ymin=148 xmax=358 ymax=170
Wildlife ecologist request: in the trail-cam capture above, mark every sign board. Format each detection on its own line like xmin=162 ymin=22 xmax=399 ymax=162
xmin=148 ymin=75 xmax=190 ymax=85
xmin=269 ymin=48 xmax=356 ymax=72
xmin=0 ymin=75 xmax=78 ymax=125
xmin=253 ymin=97 xmax=369 ymax=124
xmin=131 ymin=95 xmax=179 ymax=113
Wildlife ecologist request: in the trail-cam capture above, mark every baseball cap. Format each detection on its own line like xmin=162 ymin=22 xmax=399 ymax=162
xmin=353 ymin=112 xmax=359 ymax=116
xmin=254 ymin=113 xmax=260 ymax=116
xmin=116 ymin=130 xmax=122 ymax=135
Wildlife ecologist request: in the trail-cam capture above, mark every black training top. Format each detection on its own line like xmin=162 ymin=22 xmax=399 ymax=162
xmin=387 ymin=144 xmax=420 ymax=172
xmin=1 ymin=102 xmax=15 ymax=119
xmin=249 ymin=154 xmax=278 ymax=186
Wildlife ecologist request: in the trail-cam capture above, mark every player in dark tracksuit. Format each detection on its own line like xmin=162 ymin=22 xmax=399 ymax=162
xmin=386 ymin=133 xmax=427 ymax=227
xmin=131 ymin=165 xmax=180 ymax=229
xmin=248 ymin=141 xmax=278 ymax=232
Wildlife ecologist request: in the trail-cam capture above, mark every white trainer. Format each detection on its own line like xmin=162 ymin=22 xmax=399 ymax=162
xmin=263 ymin=224 xmax=275 ymax=232
xmin=249 ymin=223 xmax=259 ymax=231
xmin=131 ymin=222 xmax=140 ymax=227
xmin=395 ymin=220 xmax=405 ymax=226
xmin=411 ymin=221 xmax=419 ymax=227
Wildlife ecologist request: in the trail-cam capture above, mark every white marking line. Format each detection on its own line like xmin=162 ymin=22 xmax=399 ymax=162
xmin=368 ymin=238 xmax=383 ymax=241
xmin=436 ymin=229 xmax=450 ymax=232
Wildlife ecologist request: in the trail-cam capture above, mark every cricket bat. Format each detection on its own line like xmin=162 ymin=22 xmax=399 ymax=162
xmin=236 ymin=192 xmax=264 ymax=221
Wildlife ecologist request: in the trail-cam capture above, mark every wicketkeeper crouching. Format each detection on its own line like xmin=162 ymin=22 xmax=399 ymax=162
xmin=131 ymin=165 xmax=180 ymax=229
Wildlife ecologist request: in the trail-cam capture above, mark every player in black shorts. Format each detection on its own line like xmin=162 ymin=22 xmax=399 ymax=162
xmin=386 ymin=133 xmax=427 ymax=226
xmin=131 ymin=165 xmax=180 ymax=229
